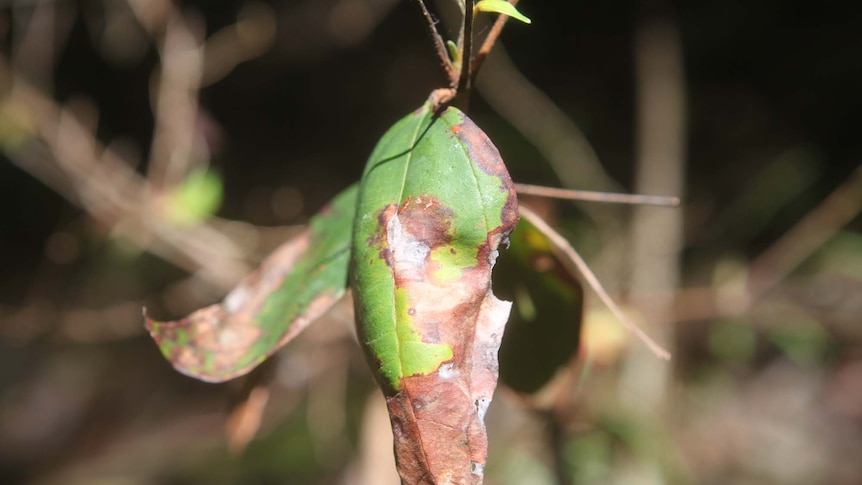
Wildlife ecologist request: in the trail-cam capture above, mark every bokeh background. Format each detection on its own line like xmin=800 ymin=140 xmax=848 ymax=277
xmin=1 ymin=0 xmax=860 ymax=484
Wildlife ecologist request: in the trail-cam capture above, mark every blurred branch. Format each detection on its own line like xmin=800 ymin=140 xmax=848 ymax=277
xmin=0 ymin=2 xmax=288 ymax=294
xmin=1 ymin=63 xmax=250 ymax=290
xmin=11 ymin=0 xmax=73 ymax=92
xmin=354 ymin=390 xmax=401 ymax=485
xmin=747 ymin=163 xmax=862 ymax=301
xmin=620 ymin=14 xmax=686 ymax=425
xmin=147 ymin=11 xmax=205 ymax=189
xmin=124 ymin=0 xmax=173 ymax=34
xmin=200 ymin=2 xmax=276 ymax=86
xmin=475 ymin=46 xmax=624 ymax=195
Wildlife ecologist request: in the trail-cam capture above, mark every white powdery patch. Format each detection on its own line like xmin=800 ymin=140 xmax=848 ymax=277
xmin=386 ymin=212 xmax=430 ymax=273
xmin=470 ymin=462 xmax=485 ymax=476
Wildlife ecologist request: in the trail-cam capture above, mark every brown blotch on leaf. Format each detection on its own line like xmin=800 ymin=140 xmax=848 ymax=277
xmin=397 ymin=195 xmax=455 ymax=249
xmin=449 ymin=113 xmax=519 ymax=237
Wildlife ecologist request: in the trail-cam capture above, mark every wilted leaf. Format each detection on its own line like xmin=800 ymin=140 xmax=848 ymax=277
xmin=351 ymin=101 xmax=519 ymax=484
xmin=146 ymin=184 xmax=357 ymax=382
xmin=495 ymin=213 xmax=583 ymax=396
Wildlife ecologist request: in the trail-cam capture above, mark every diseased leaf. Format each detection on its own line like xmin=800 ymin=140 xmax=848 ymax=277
xmin=351 ymin=101 xmax=519 ymax=484
xmin=495 ymin=212 xmax=584 ymax=395
xmin=475 ymin=0 xmax=532 ymax=24
xmin=146 ymin=184 xmax=357 ymax=382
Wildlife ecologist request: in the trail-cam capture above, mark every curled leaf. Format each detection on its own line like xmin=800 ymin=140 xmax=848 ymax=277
xmin=351 ymin=102 xmax=518 ymax=484
xmin=475 ymin=0 xmax=532 ymax=24
xmin=146 ymin=185 xmax=357 ymax=382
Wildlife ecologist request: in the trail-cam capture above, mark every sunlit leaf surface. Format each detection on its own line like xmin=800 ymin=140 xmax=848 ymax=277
xmin=351 ymin=101 xmax=519 ymax=484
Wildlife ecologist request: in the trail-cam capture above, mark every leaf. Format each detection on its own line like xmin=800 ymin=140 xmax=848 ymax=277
xmin=495 ymin=213 xmax=584 ymax=396
xmin=474 ymin=0 xmax=532 ymax=24
xmin=351 ymin=102 xmax=519 ymax=484
xmin=146 ymin=184 xmax=357 ymax=382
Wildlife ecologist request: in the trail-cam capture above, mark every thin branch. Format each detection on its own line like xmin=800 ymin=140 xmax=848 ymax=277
xmin=413 ymin=0 xmax=457 ymax=85
xmin=471 ymin=0 xmax=519 ymax=83
xmin=456 ymin=0 xmax=476 ymax=97
xmin=519 ymin=204 xmax=671 ymax=360
xmin=515 ymin=183 xmax=680 ymax=207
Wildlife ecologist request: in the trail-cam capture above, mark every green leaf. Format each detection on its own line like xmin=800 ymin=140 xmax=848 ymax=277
xmin=351 ymin=101 xmax=519 ymax=483
xmin=166 ymin=167 xmax=224 ymax=225
xmin=475 ymin=0 xmax=532 ymax=24
xmin=146 ymin=184 xmax=357 ymax=382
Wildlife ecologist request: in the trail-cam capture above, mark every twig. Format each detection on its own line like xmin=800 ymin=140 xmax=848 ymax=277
xmin=471 ymin=0 xmax=519 ymax=82
xmin=456 ymin=0 xmax=476 ymax=98
xmin=515 ymin=183 xmax=680 ymax=207
xmin=519 ymin=204 xmax=671 ymax=360
xmin=413 ymin=0 xmax=457 ymax=85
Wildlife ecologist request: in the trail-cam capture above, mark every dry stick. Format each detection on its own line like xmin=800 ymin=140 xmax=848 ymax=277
xmin=413 ymin=0 xmax=457 ymax=85
xmin=519 ymin=205 xmax=671 ymax=360
xmin=515 ymin=183 xmax=680 ymax=207
xmin=471 ymin=0 xmax=519 ymax=82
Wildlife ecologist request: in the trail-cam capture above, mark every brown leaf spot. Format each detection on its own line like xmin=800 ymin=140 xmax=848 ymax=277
xmin=397 ymin=196 xmax=454 ymax=249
